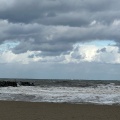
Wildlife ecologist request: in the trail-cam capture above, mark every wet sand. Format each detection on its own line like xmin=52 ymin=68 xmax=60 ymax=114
xmin=0 ymin=101 xmax=120 ymax=120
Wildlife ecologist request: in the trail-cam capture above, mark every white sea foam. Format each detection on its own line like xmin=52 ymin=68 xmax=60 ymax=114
xmin=0 ymin=84 xmax=120 ymax=105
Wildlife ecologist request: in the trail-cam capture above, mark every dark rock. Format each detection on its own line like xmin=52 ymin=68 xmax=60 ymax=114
xmin=0 ymin=81 xmax=17 ymax=87
xmin=20 ymin=81 xmax=34 ymax=86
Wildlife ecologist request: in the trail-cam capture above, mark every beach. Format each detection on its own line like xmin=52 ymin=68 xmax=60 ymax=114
xmin=0 ymin=101 xmax=120 ymax=120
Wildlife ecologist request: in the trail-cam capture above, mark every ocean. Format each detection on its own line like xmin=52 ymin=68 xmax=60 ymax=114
xmin=0 ymin=79 xmax=120 ymax=105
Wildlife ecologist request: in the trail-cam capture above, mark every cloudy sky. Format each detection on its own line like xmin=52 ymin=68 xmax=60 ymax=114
xmin=0 ymin=0 xmax=120 ymax=80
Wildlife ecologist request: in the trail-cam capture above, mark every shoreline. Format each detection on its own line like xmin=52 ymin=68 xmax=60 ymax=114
xmin=1 ymin=99 xmax=120 ymax=106
xmin=0 ymin=100 xmax=120 ymax=120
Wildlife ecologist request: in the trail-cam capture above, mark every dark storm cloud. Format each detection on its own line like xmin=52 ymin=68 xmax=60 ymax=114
xmin=1 ymin=0 xmax=120 ymax=25
xmin=0 ymin=0 xmax=73 ymax=23
xmin=12 ymin=39 xmax=73 ymax=55
xmin=0 ymin=0 xmax=120 ymax=56
xmin=0 ymin=19 xmax=120 ymax=55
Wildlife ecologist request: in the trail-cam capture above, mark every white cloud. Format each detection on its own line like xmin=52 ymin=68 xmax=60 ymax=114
xmin=0 ymin=51 xmax=16 ymax=63
xmin=112 ymin=19 xmax=120 ymax=26
xmin=77 ymin=45 xmax=98 ymax=62
xmin=95 ymin=46 xmax=120 ymax=64
xmin=0 ymin=50 xmax=42 ymax=64
xmin=0 ymin=41 xmax=120 ymax=64
xmin=66 ymin=43 xmax=120 ymax=64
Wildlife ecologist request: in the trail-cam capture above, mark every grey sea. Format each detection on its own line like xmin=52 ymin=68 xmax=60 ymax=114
xmin=0 ymin=79 xmax=120 ymax=105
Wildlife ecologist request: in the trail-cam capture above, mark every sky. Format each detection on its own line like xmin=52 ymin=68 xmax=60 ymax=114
xmin=0 ymin=0 xmax=120 ymax=80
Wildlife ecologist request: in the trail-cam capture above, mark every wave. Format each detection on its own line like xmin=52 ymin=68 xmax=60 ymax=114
xmin=0 ymin=83 xmax=120 ymax=105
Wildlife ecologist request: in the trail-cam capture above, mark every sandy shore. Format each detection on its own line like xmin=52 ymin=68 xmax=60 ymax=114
xmin=0 ymin=101 xmax=120 ymax=120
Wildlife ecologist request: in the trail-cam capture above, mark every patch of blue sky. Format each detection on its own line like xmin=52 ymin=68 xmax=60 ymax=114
xmin=84 ymin=40 xmax=116 ymax=46
xmin=74 ymin=40 xmax=116 ymax=48
xmin=0 ymin=41 xmax=19 ymax=52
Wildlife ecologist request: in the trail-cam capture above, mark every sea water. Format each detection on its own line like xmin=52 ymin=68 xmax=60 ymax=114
xmin=0 ymin=80 xmax=120 ymax=105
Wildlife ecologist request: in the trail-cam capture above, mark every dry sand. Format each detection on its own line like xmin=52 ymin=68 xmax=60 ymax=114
xmin=0 ymin=101 xmax=120 ymax=120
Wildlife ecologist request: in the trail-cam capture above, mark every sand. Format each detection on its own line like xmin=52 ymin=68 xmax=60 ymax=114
xmin=0 ymin=101 xmax=120 ymax=120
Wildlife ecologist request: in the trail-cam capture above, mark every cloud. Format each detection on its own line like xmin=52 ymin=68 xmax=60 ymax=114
xmin=0 ymin=19 xmax=120 ymax=55
xmin=1 ymin=0 xmax=120 ymax=79
xmin=0 ymin=0 xmax=120 ymax=58
xmin=0 ymin=43 xmax=120 ymax=64
xmin=97 ymin=48 xmax=107 ymax=53
xmin=0 ymin=0 xmax=120 ymax=25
